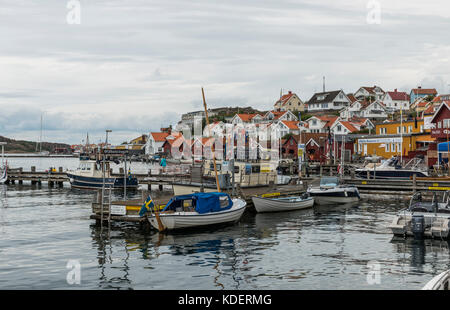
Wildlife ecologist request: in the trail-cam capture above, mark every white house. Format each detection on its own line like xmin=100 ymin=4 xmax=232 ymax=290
xmin=145 ymin=132 xmax=169 ymax=155
xmin=203 ymin=121 xmax=225 ymax=137
xmin=354 ymin=86 xmax=385 ymax=101
xmin=263 ymin=110 xmax=298 ymax=122
xmin=382 ymin=89 xmax=410 ymax=111
xmin=306 ymin=90 xmax=351 ymax=112
xmin=305 ymin=116 xmax=339 ymax=133
xmin=360 ymin=100 xmax=388 ymax=119
xmin=330 ymin=120 xmax=359 ymax=135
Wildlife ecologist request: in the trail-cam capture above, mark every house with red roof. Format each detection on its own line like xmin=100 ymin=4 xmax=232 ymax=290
xmin=305 ymin=115 xmax=339 ymax=133
xmin=230 ymin=113 xmax=264 ymax=125
xmin=354 ymin=85 xmax=385 ymax=101
xmin=274 ymin=91 xmax=305 ymax=112
xmin=360 ymin=100 xmax=388 ymax=119
xmin=382 ymin=89 xmax=410 ymax=111
xmin=330 ymin=120 xmax=360 ymax=135
xmin=145 ymin=131 xmax=170 ymax=155
xmin=263 ymin=110 xmax=298 ymax=122
xmin=410 ymin=86 xmax=437 ymax=104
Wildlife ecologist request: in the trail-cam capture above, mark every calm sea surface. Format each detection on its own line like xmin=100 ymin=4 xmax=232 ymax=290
xmin=1 ymin=157 xmax=449 ymax=290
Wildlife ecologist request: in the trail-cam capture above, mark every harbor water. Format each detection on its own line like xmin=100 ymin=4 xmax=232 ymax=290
xmin=1 ymin=157 xmax=450 ymax=290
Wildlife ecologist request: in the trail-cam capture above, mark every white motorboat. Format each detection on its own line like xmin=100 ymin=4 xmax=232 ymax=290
xmin=66 ymin=156 xmax=138 ymax=190
xmin=141 ymin=192 xmax=247 ymax=231
xmin=423 ymin=270 xmax=450 ymax=290
xmin=389 ymin=191 xmax=450 ymax=239
xmin=251 ymin=194 xmax=314 ymax=213
xmin=355 ymin=156 xmax=428 ymax=179
xmin=307 ymin=177 xmax=360 ymax=205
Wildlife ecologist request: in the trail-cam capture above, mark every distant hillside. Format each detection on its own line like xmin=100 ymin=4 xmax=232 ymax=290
xmin=0 ymin=136 xmax=71 ymax=153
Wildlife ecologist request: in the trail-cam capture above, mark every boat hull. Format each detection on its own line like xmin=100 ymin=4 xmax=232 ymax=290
xmin=252 ymin=196 xmax=314 ymax=213
xmin=308 ymin=187 xmax=360 ymax=205
xmin=355 ymin=169 xmax=428 ymax=179
xmin=148 ymin=199 xmax=246 ymax=231
xmin=423 ymin=270 xmax=450 ymax=290
xmin=67 ymin=173 xmax=138 ymax=190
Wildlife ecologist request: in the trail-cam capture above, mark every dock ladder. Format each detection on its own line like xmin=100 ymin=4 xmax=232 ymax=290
xmin=100 ymin=184 xmax=112 ymax=229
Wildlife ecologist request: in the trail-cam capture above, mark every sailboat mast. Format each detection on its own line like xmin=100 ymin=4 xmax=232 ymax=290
xmin=39 ymin=114 xmax=43 ymax=153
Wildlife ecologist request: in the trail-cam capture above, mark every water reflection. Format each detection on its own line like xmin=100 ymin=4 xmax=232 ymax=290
xmin=391 ymin=237 xmax=450 ymax=272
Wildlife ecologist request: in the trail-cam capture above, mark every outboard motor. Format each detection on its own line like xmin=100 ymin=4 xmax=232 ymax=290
xmin=412 ymin=214 xmax=425 ymax=239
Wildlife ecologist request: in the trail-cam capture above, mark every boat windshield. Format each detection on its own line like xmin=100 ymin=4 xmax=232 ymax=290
xmin=320 ymin=177 xmax=339 ymax=187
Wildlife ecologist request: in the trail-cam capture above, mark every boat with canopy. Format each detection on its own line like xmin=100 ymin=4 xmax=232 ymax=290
xmin=141 ymin=192 xmax=246 ymax=231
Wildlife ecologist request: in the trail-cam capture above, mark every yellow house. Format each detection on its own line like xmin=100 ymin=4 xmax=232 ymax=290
xmin=375 ymin=119 xmax=427 ymax=135
xmin=355 ymin=133 xmax=434 ymax=158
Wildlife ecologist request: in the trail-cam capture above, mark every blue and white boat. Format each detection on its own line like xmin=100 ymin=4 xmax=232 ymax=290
xmin=66 ymin=158 xmax=138 ymax=190
xmin=307 ymin=177 xmax=360 ymax=205
xmin=142 ymin=192 xmax=246 ymax=231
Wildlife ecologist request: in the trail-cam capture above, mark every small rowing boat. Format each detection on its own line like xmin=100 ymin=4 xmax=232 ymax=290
xmin=251 ymin=194 xmax=314 ymax=213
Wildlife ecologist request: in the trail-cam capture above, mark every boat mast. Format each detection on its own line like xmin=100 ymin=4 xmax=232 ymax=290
xmin=202 ymin=87 xmax=221 ymax=192
xmin=39 ymin=114 xmax=43 ymax=153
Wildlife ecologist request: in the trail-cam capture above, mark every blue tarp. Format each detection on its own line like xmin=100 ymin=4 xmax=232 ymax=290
xmin=162 ymin=192 xmax=233 ymax=214
xmin=438 ymin=142 xmax=450 ymax=164
xmin=438 ymin=142 xmax=450 ymax=152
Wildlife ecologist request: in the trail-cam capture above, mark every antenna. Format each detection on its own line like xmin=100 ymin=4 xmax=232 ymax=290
xmin=323 ymin=76 xmax=325 ymax=92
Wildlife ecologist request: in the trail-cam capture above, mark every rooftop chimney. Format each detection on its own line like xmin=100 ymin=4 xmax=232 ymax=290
xmin=288 ymin=91 xmax=292 ymax=94
xmin=394 ymin=88 xmax=397 ymax=92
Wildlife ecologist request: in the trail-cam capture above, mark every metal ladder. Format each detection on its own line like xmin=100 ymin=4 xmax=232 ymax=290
xmin=100 ymin=184 xmax=112 ymax=229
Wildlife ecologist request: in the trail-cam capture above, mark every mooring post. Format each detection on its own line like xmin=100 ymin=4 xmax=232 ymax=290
xmin=413 ymin=174 xmax=417 ymax=194
xmin=320 ymin=166 xmax=323 ymax=177
xmin=31 ymin=166 xmax=36 ymax=173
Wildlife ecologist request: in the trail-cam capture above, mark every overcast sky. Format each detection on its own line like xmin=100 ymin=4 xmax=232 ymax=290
xmin=1 ymin=0 xmax=450 ymax=145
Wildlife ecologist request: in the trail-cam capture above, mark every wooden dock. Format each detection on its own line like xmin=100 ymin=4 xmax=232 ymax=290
xmin=90 ymin=183 xmax=309 ymax=225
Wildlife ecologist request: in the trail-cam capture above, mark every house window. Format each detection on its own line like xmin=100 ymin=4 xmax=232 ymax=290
xmin=386 ymin=143 xmax=390 ymax=152
xmin=420 ymin=125 xmax=423 ymax=132
xmin=397 ymin=126 xmax=400 ymax=134
xmin=337 ymin=125 xmax=342 ymax=132
xmin=312 ymin=120 xmax=317 ymax=126
xmin=438 ymin=121 xmax=442 ymax=128
xmin=403 ymin=126 xmax=406 ymax=133
xmin=408 ymin=125 xmax=412 ymax=133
